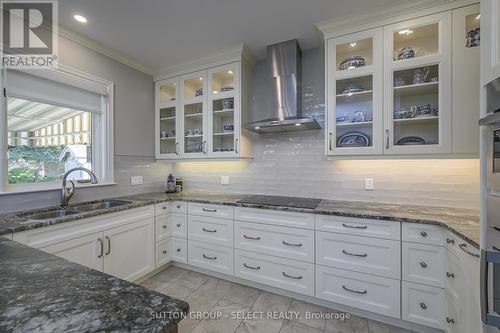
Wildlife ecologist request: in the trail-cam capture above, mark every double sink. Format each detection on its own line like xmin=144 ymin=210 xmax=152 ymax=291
xmin=17 ymin=200 xmax=133 ymax=220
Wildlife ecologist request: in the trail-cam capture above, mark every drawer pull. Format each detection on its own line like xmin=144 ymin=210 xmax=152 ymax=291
xmin=177 ymin=248 xmax=181 ymax=252
xmin=202 ymin=227 xmax=217 ymax=233
xmin=282 ymin=272 xmax=303 ymax=280
xmin=202 ymin=208 xmax=217 ymax=212
xmin=446 ymin=272 xmax=455 ymax=278
xmin=446 ymin=317 xmax=455 ymax=324
xmin=446 ymin=238 xmax=455 ymax=244
xmin=420 ymin=261 xmax=427 ymax=268
xmin=282 ymin=241 xmax=303 ymax=247
xmin=342 ymin=223 xmax=367 ymax=229
xmin=162 ymin=250 xmax=167 ymax=254
xmin=342 ymin=249 xmax=368 ymax=258
xmin=162 ymin=225 xmax=167 ymax=229
xmin=459 ymin=243 xmax=480 ymax=258
xmin=176 ymin=204 xmax=181 ymax=209
xmin=420 ymin=303 xmax=427 ymax=310
xmin=203 ymin=254 xmax=217 ymax=260
xmin=162 ymin=206 xmax=167 ymax=210
xmin=420 ymin=231 xmax=428 ymax=237
xmin=97 ymin=238 xmax=103 ymax=258
xmin=243 ymin=263 xmax=261 ymax=270
xmin=176 ymin=224 xmax=181 ymax=227
xmin=243 ymin=235 xmax=261 ymax=240
xmin=342 ymin=285 xmax=367 ymax=295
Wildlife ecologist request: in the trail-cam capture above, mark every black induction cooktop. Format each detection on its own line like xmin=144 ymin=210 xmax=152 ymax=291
xmin=237 ymin=195 xmax=321 ymax=209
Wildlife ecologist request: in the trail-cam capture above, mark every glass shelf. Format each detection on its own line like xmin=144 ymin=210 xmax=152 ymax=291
xmin=184 ymin=102 xmax=204 ymax=154
xmin=393 ymin=23 xmax=439 ymax=61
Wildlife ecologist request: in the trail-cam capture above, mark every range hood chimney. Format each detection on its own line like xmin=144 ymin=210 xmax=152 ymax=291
xmin=246 ymin=39 xmax=321 ymax=133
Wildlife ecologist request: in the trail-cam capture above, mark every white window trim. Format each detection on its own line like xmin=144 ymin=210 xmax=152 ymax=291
xmin=0 ymin=64 xmax=114 ymax=193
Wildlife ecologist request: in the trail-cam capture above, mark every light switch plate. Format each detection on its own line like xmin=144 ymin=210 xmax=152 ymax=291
xmin=131 ymin=176 xmax=143 ymax=185
xmin=365 ymin=178 xmax=374 ymax=191
xmin=221 ymin=176 xmax=230 ymax=185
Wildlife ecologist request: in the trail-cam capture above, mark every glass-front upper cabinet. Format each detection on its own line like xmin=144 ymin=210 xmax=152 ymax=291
xmin=180 ymin=71 xmax=207 ymax=158
xmin=156 ymin=78 xmax=179 ymax=158
xmin=327 ymin=28 xmax=383 ymax=155
xmin=383 ymin=12 xmax=451 ymax=154
xmin=207 ymin=63 xmax=240 ymax=158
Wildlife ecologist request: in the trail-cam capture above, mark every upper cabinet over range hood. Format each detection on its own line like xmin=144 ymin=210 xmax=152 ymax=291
xmin=246 ymin=40 xmax=321 ymax=134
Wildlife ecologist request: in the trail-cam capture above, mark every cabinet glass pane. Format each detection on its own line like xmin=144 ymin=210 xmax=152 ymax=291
xmin=211 ymin=69 xmax=235 ymax=94
xmin=393 ymin=64 xmax=439 ymax=146
xmin=336 ymin=38 xmax=372 ymax=71
xmin=393 ymin=23 xmax=439 ymax=61
xmin=184 ymin=102 xmax=203 ymax=153
xmin=212 ymin=98 xmax=234 ymax=153
xmin=159 ymin=107 xmax=176 ymax=154
xmin=184 ymin=77 xmax=204 ymax=99
xmin=335 ymin=75 xmax=373 ymax=148
xmin=159 ymin=83 xmax=176 ymax=103
xmin=465 ymin=13 xmax=480 ymax=48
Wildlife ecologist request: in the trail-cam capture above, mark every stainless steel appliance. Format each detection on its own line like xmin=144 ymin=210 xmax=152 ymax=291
xmin=237 ymin=195 xmax=321 ymax=209
xmin=480 ymin=77 xmax=500 ymax=192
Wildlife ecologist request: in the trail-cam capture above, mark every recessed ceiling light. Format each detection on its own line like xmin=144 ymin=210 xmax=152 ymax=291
xmin=73 ymin=14 xmax=87 ymax=23
xmin=199 ymin=77 xmax=203 ymax=80
xmin=398 ymin=29 xmax=413 ymax=35
xmin=295 ymin=123 xmax=301 ymax=126
xmin=254 ymin=126 xmax=260 ymax=130
xmin=350 ymin=42 xmax=357 ymax=47
xmin=228 ymin=70 xmax=233 ymax=74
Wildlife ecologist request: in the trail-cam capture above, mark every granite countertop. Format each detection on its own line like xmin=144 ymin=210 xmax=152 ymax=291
xmin=0 ymin=237 xmax=189 ymax=332
xmin=0 ymin=191 xmax=480 ymax=248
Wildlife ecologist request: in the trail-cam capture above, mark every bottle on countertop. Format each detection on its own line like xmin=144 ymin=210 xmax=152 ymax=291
xmin=166 ymin=174 xmax=176 ymax=193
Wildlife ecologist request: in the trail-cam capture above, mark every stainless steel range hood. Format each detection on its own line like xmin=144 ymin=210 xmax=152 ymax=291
xmin=246 ymin=40 xmax=321 ymax=134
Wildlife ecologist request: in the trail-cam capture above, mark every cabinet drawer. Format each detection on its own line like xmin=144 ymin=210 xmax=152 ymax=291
xmin=171 ymin=213 xmax=187 ymax=238
xmin=316 ymin=215 xmax=400 ymax=240
xmin=316 ymin=231 xmax=400 ymax=279
xmin=156 ymin=202 xmax=170 ymax=215
xmin=188 ymin=240 xmax=233 ymax=275
xmin=188 ymin=215 xmax=233 ymax=247
xmin=234 ymin=221 xmax=314 ymax=263
xmin=403 ymin=242 xmax=446 ymax=287
xmin=155 ymin=201 xmax=187 ymax=215
xmin=171 ymin=237 xmax=187 ymax=264
xmin=234 ymin=249 xmax=314 ymax=296
xmin=235 ymin=207 xmax=314 ymax=229
xmin=156 ymin=238 xmax=171 ymax=267
xmin=188 ymin=203 xmax=233 ymax=219
xmin=402 ymin=223 xmax=445 ymax=246
xmin=316 ymin=265 xmax=400 ymax=318
xmin=402 ymin=281 xmax=444 ymax=329
xmin=445 ymin=248 xmax=462 ymax=302
xmin=155 ymin=214 xmax=172 ymax=241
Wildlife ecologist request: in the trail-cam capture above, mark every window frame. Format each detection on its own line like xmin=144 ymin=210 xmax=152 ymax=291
xmin=0 ymin=64 xmax=114 ymax=193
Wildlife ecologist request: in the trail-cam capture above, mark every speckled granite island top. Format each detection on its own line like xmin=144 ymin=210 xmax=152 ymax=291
xmin=0 ymin=237 xmax=189 ymax=333
xmin=0 ymin=191 xmax=480 ymax=248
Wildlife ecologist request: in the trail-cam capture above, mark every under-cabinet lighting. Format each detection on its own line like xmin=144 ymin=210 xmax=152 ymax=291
xmin=398 ymin=29 xmax=413 ymax=35
xmin=476 ymin=14 xmax=481 ymax=20
xmin=254 ymin=126 xmax=260 ymax=130
xmin=73 ymin=14 xmax=87 ymax=23
xmin=350 ymin=42 xmax=357 ymax=47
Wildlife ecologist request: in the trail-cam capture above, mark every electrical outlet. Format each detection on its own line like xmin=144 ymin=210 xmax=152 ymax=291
xmin=365 ymin=178 xmax=374 ymax=191
xmin=130 ymin=176 xmax=143 ymax=186
xmin=221 ymin=176 xmax=230 ymax=185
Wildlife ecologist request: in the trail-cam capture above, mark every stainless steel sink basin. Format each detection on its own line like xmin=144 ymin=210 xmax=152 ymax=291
xmin=27 ymin=209 xmax=81 ymax=220
xmin=69 ymin=200 xmax=133 ymax=212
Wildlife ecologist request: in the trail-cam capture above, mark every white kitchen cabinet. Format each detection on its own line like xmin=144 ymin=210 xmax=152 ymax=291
xmin=171 ymin=237 xmax=188 ymax=264
xmin=154 ymin=52 xmax=253 ymax=160
xmin=481 ymin=0 xmax=500 ymax=85
xmin=402 ymin=281 xmax=445 ymax=329
xmin=188 ymin=240 xmax=234 ymax=275
xmin=402 ymin=242 xmax=446 ymax=288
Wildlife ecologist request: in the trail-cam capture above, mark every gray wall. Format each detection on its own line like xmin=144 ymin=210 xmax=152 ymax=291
xmin=174 ymin=48 xmax=480 ymax=209
xmin=0 ymin=35 xmax=173 ymax=214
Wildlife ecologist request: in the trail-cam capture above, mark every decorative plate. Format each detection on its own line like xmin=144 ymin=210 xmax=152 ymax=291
xmin=397 ymin=136 xmax=426 ymax=145
xmin=221 ymin=86 xmax=234 ymax=92
xmin=341 ymin=84 xmax=364 ymax=94
xmin=339 ymin=56 xmax=365 ymax=71
xmin=337 ymin=131 xmax=370 ymax=147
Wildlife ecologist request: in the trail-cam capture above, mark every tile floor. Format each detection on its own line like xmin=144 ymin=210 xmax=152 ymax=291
xmin=140 ymin=266 xmax=417 ymax=333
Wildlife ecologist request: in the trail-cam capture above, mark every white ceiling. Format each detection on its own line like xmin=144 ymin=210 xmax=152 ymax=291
xmin=59 ymin=0 xmax=412 ymax=73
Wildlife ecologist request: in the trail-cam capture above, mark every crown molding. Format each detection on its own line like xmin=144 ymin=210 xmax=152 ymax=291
xmin=316 ymin=0 xmax=477 ymax=39
xmin=58 ymin=26 xmax=155 ymax=76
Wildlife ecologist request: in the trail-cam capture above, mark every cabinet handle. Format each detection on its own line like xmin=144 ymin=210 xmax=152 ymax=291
xmin=163 ymin=225 xmax=167 ymax=229
xmin=243 ymin=235 xmax=261 ymax=240
xmin=342 ymin=285 xmax=367 ymax=295
xmin=235 ymin=138 xmax=239 ymax=154
xmin=176 ymin=223 xmax=181 ymax=228
xmin=459 ymin=243 xmax=479 ymax=258
xmin=329 ymin=132 xmax=333 ymax=151
xmin=282 ymin=241 xmax=303 ymax=247
xmin=177 ymin=248 xmax=181 ymax=252
xmin=202 ymin=208 xmax=217 ymax=212
xmin=163 ymin=250 xmax=167 ymax=254
xmin=446 ymin=272 xmax=455 ymax=278
xmin=202 ymin=227 xmax=217 ymax=233
xmin=203 ymin=254 xmax=217 ymax=260
xmin=203 ymin=140 xmax=208 ymax=154
xmin=176 ymin=204 xmax=181 ymax=209
xmin=446 ymin=238 xmax=455 ymax=244
xmin=175 ymin=142 xmax=179 ymax=156
xmin=385 ymin=129 xmax=390 ymax=149
xmin=446 ymin=317 xmax=455 ymax=324
xmin=243 ymin=263 xmax=261 ymax=270
xmin=282 ymin=272 xmax=303 ymax=280
xmin=420 ymin=303 xmax=427 ymax=310
xmin=162 ymin=206 xmax=167 ymax=210
xmin=105 ymin=236 xmax=111 ymax=255
xmin=420 ymin=261 xmax=427 ymax=268
xmin=342 ymin=249 xmax=368 ymax=258
xmin=97 ymin=238 xmax=103 ymax=258
xmin=420 ymin=231 xmax=428 ymax=237
xmin=342 ymin=223 xmax=367 ymax=229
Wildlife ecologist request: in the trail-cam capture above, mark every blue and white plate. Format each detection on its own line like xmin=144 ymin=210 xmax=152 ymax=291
xmin=339 ymin=56 xmax=366 ymax=71
xmin=337 ymin=132 xmax=370 ymax=147
xmin=397 ymin=136 xmax=426 ymax=145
